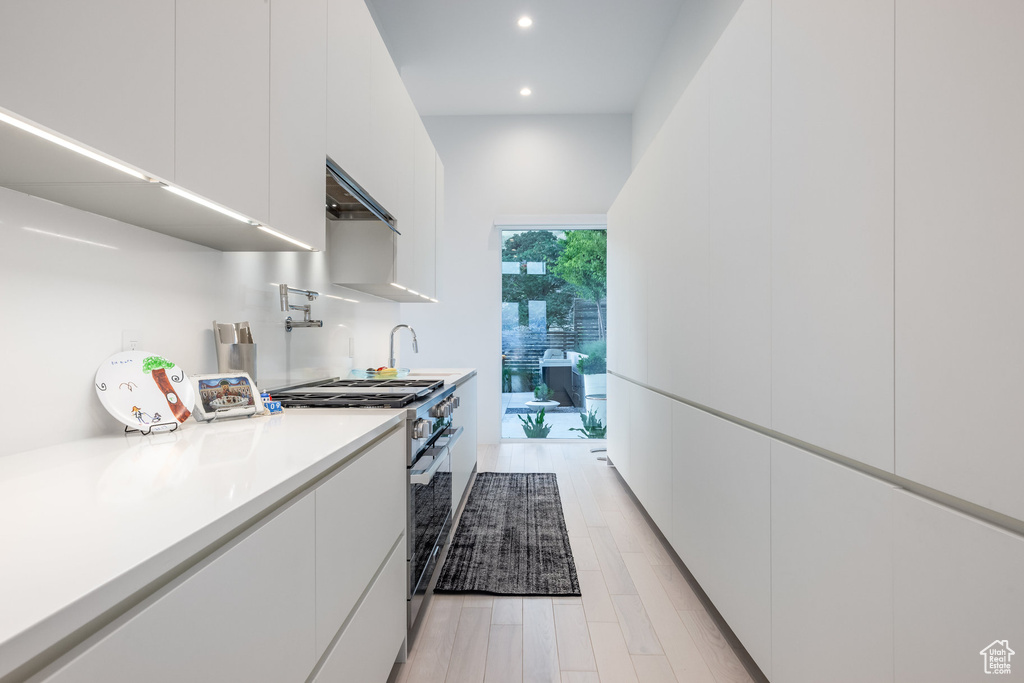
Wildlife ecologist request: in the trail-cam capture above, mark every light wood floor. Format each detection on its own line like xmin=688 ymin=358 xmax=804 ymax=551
xmin=392 ymin=442 xmax=756 ymax=683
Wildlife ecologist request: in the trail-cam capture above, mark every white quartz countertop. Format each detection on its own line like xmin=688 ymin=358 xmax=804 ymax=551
xmin=0 ymin=409 xmax=405 ymax=679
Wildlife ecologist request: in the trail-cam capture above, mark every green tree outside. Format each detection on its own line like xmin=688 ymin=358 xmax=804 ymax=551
xmin=551 ymin=230 xmax=607 ymax=338
xmin=501 ymin=230 xmax=573 ymax=328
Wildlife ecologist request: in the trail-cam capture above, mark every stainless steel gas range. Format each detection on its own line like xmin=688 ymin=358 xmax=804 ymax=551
xmin=272 ymin=377 xmax=464 ymax=643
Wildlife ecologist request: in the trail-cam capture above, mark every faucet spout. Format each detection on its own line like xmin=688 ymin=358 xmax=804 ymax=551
xmin=389 ymin=324 xmax=418 ymax=368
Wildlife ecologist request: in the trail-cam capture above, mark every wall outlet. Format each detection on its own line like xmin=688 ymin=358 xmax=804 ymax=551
xmin=122 ymin=330 xmax=143 ymax=352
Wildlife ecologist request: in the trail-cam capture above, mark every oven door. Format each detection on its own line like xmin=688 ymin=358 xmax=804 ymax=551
xmin=408 ymin=426 xmax=463 ymax=630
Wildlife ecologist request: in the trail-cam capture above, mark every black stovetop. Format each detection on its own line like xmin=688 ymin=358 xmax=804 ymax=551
xmin=273 ymin=378 xmax=445 ymax=409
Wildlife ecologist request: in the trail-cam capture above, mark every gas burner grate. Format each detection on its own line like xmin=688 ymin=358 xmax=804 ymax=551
xmin=276 ymin=393 xmax=418 ymax=409
xmin=321 ymin=378 xmax=443 ymax=390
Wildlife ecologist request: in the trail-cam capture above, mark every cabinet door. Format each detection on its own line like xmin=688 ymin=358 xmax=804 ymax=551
xmin=0 ymin=0 xmax=174 ymax=180
xmin=432 ymin=154 xmax=444 ymax=298
xmin=42 ymin=496 xmax=316 ymax=683
xmin=672 ymin=405 xmax=771 ymax=677
xmin=315 ymin=428 xmax=406 ymax=656
xmin=176 ymin=0 xmax=270 ymax=224
xmin=606 ymin=373 xmax=631 ymax=482
xmin=326 ymin=0 xmax=373 ymax=185
xmin=451 ymin=376 xmax=478 ymax=514
xmin=771 ymin=0 xmax=895 ymax=471
xmin=270 ymin=0 xmax=328 ymax=251
xmin=393 ymin=95 xmax=417 ymax=290
xmin=707 ymin=0 xmax=771 ymax=427
xmin=366 ymin=28 xmax=403 ymax=211
xmin=646 ymin=62 xmax=711 ymax=405
xmin=412 ymin=121 xmax=437 ymax=298
xmin=311 ymin=540 xmax=407 ymax=683
xmin=894 ymin=0 xmax=1024 ymax=521
xmin=771 ymin=441 xmax=894 ymax=683
xmin=894 ymin=491 xmax=1024 ymax=682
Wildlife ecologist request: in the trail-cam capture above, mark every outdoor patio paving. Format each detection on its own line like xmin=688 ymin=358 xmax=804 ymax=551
xmin=500 ymin=391 xmax=604 ymax=440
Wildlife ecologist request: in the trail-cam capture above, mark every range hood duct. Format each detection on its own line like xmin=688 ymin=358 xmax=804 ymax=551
xmin=326 ymin=156 xmax=399 ymax=234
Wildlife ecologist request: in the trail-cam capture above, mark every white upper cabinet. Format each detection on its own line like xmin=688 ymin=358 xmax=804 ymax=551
xmin=707 ymin=0 xmax=771 ymax=428
xmin=413 ymin=121 xmax=438 ymax=298
xmin=894 ymin=0 xmax=1024 ymax=521
xmin=176 ymin=0 xmax=271 ymax=226
xmin=771 ymin=0 xmax=895 ymax=471
xmin=0 ymin=0 xmax=175 ymax=181
xmin=327 ymin=0 xmax=374 ymax=188
xmin=270 ymin=0 xmax=328 ymax=251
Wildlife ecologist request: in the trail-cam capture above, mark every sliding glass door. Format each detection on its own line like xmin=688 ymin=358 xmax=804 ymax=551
xmin=500 ymin=228 xmax=607 ymax=440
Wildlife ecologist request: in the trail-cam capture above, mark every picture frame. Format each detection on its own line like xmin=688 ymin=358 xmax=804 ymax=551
xmin=190 ymin=372 xmax=264 ymax=422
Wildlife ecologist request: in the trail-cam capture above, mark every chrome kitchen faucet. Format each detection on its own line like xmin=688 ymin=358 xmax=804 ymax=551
xmin=389 ymin=324 xmax=418 ymax=368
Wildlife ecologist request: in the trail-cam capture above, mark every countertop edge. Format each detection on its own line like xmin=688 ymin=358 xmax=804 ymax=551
xmin=0 ymin=413 xmax=405 ymax=682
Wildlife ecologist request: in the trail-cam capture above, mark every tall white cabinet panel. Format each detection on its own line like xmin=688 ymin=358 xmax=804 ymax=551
xmin=367 ymin=29 xmax=404 ymax=212
xmin=771 ymin=441 xmax=894 ymax=683
xmin=42 ymin=496 xmax=316 ymax=682
xmin=326 ymin=0 xmax=373 ymax=185
xmin=608 ymin=180 xmax=647 ymax=384
xmin=0 ymin=0 xmax=175 ymax=181
xmin=646 ymin=64 xmax=711 ymax=405
xmin=672 ymin=406 xmax=771 ymax=677
xmin=269 ymin=0 xmax=328 ymax=251
xmin=893 ymin=491 xmax=1024 ymax=682
xmin=771 ymin=0 xmax=895 ymax=471
xmin=314 ymin=428 xmax=405 ymax=656
xmin=176 ymin=0 xmax=271 ymax=225
xmin=707 ymin=0 xmax=772 ymax=427
xmin=894 ymin=0 xmax=1024 ymax=521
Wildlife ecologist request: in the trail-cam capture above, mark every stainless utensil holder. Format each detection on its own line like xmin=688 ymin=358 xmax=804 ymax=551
xmin=213 ymin=321 xmax=257 ymax=382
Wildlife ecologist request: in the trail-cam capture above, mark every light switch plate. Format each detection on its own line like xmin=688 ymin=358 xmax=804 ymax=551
xmin=122 ymin=329 xmax=143 ymax=352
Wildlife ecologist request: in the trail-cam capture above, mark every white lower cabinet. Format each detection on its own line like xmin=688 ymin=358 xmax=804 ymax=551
xmin=672 ymin=404 xmax=771 ymax=677
xmin=606 ymin=373 xmax=630 ymax=482
xmin=451 ymin=375 xmax=478 ymax=514
xmin=39 ymin=496 xmax=317 ymax=683
xmin=311 ymin=541 xmax=407 ymax=683
xmin=893 ymin=491 xmax=1024 ymax=683
xmin=770 ymin=441 xmax=894 ymax=683
xmin=35 ymin=426 xmax=408 ymax=683
xmin=315 ymin=428 xmax=406 ymax=656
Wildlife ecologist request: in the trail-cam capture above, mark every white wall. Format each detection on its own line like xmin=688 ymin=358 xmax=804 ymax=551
xmin=0 ymin=186 xmax=399 ymax=457
xmin=631 ymin=0 xmax=743 ymax=168
xmin=397 ymin=114 xmax=632 ymax=444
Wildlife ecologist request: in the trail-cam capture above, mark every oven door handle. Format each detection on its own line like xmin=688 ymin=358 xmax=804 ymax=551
xmin=410 ymin=445 xmax=450 ymax=486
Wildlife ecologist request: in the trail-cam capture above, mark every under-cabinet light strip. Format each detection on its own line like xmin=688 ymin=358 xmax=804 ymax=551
xmin=0 ymin=110 xmax=147 ymax=180
xmin=161 ymin=185 xmax=253 ymax=224
xmin=256 ymin=224 xmax=315 ymax=251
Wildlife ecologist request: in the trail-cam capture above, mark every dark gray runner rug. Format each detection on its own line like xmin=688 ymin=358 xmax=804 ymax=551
xmin=434 ymin=472 xmax=581 ymax=596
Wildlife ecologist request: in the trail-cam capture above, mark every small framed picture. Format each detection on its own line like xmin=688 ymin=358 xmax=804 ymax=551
xmin=190 ymin=373 xmax=264 ymax=422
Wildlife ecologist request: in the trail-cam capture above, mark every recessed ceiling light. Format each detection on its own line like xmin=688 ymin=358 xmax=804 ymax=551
xmin=518 ymin=16 xmax=532 ymax=28
xmin=520 ymin=87 xmax=532 ymax=96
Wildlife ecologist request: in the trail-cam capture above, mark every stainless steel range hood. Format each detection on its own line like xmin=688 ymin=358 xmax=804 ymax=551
xmin=326 ymin=157 xmax=398 ymax=233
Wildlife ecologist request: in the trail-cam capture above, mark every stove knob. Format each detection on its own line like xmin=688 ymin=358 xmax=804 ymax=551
xmin=429 ymin=404 xmax=442 ymax=418
xmin=413 ymin=418 xmax=431 ymax=439
xmin=453 ymin=396 xmax=461 ymax=409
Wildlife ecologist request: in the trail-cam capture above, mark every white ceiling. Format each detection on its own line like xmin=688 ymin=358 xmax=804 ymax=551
xmin=365 ymin=0 xmax=686 ymax=117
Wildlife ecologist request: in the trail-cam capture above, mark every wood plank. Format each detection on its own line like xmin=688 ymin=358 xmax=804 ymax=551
xmin=611 ymin=594 xmax=664 ymax=655
xmin=445 ymin=606 xmax=491 ymax=683
xmin=652 ymin=564 xmax=703 ymax=612
xmin=605 ymin=508 xmax=646 ymax=553
xmin=631 ymin=655 xmax=679 ymax=683
xmin=678 ymin=609 xmax=753 ymax=683
xmin=553 ymin=604 xmax=597 ymax=672
xmin=560 ymin=673 xmax=600 ymax=683
xmin=589 ymin=527 xmax=638 ymax=595
xmin=568 ymin=535 xmax=600 ymax=572
xmin=405 ymin=595 xmax=464 ymax=683
xmin=620 ymin=554 xmax=716 ymax=683
xmin=588 ymin=621 xmax=640 ymax=683
xmin=522 ymin=598 xmax=560 ymax=683
xmin=577 ymin=569 xmax=617 ymax=622
xmin=483 ymin=624 xmax=523 ymax=683
xmin=463 ymin=595 xmax=494 ymax=608
xmin=492 ymin=598 xmax=524 ymax=625
xmin=569 ymin=468 xmax=607 ymax=527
